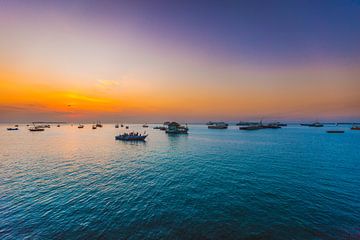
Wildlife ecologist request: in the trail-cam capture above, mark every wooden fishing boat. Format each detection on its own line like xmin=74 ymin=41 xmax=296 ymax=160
xmin=78 ymin=124 xmax=84 ymax=128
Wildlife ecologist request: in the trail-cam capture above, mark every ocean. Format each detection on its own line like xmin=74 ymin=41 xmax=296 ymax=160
xmin=1 ymin=124 xmax=359 ymax=239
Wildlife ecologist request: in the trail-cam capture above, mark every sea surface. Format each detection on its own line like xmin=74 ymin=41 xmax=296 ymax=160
xmin=0 ymin=124 xmax=359 ymax=240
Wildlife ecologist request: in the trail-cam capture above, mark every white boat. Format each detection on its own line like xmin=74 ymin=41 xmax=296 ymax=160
xmin=29 ymin=126 xmax=45 ymax=132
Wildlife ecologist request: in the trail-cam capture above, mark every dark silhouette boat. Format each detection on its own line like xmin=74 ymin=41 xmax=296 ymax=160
xmin=239 ymin=125 xmax=263 ymax=130
xmin=115 ymin=124 xmax=119 ymax=128
xmin=208 ymin=122 xmax=228 ymax=129
xmin=327 ymin=130 xmax=344 ymax=133
xmin=301 ymin=122 xmax=323 ymax=127
xmin=7 ymin=127 xmax=19 ymax=131
xmin=351 ymin=125 xmax=360 ymax=130
xmin=166 ymin=122 xmax=188 ymax=134
xmin=115 ymin=132 xmax=147 ymax=141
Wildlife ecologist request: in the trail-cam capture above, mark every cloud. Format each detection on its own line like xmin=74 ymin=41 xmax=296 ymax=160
xmin=66 ymin=93 xmax=110 ymax=103
xmin=96 ymin=79 xmax=121 ymax=89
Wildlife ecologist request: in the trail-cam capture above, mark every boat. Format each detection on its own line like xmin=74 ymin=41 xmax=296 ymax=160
xmin=14 ymin=124 xmax=19 ymax=127
xmin=238 ymin=120 xmax=283 ymax=130
xmin=125 ymin=126 xmax=129 ymax=129
xmin=115 ymin=132 xmax=147 ymax=141
xmin=57 ymin=125 xmax=60 ymax=127
xmin=206 ymin=121 xmax=215 ymax=125
xmin=351 ymin=125 xmax=360 ymax=130
xmin=301 ymin=122 xmax=324 ymax=127
xmin=35 ymin=124 xmax=50 ymax=128
xmin=163 ymin=121 xmax=171 ymax=126
xmin=92 ymin=125 xmax=97 ymax=129
xmin=7 ymin=127 xmax=19 ymax=131
xmin=208 ymin=122 xmax=228 ymax=129
xmin=96 ymin=121 xmax=103 ymax=128
xmin=121 ymin=124 xmax=124 ymax=127
xmin=309 ymin=122 xmax=324 ymax=127
xmin=262 ymin=123 xmax=282 ymax=129
xmin=327 ymin=130 xmax=345 ymax=133
xmin=78 ymin=124 xmax=84 ymax=128
xmin=165 ymin=122 xmax=188 ymax=134
xmin=239 ymin=125 xmax=263 ymax=130
xmin=115 ymin=124 xmax=119 ymax=128
xmin=29 ymin=126 xmax=45 ymax=132
xmin=143 ymin=124 xmax=149 ymax=128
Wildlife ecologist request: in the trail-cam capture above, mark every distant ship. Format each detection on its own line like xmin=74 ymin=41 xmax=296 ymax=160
xmin=351 ymin=125 xmax=360 ymax=130
xmin=78 ymin=124 xmax=84 ymax=128
xmin=96 ymin=121 xmax=103 ymax=128
xmin=115 ymin=132 xmax=147 ymax=141
xmin=29 ymin=126 xmax=45 ymax=131
xmin=302 ymin=122 xmax=324 ymax=127
xmin=327 ymin=130 xmax=344 ymax=133
xmin=208 ymin=122 xmax=228 ymax=129
xmin=115 ymin=124 xmax=119 ymax=128
xmin=7 ymin=127 xmax=19 ymax=131
xmin=143 ymin=124 xmax=149 ymax=128
xmin=239 ymin=121 xmax=282 ymax=130
xmin=165 ymin=122 xmax=188 ymax=134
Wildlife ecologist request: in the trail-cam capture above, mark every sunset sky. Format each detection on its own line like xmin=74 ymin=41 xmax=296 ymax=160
xmin=1 ymin=0 xmax=359 ymax=123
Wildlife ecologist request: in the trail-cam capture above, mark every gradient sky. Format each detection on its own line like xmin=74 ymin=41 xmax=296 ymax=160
xmin=1 ymin=0 xmax=359 ymax=123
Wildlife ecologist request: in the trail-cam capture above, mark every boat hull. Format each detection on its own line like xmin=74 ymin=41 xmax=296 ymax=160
xmin=115 ymin=135 xmax=147 ymax=141
xmin=327 ymin=130 xmax=344 ymax=133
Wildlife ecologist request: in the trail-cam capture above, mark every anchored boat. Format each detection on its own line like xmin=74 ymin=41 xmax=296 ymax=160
xmin=351 ymin=125 xmax=360 ymax=130
xmin=208 ymin=122 xmax=228 ymax=129
xmin=327 ymin=130 xmax=345 ymax=134
xmin=115 ymin=132 xmax=147 ymax=141
xmin=29 ymin=126 xmax=45 ymax=131
xmin=165 ymin=122 xmax=188 ymax=134
xmin=7 ymin=127 xmax=19 ymax=131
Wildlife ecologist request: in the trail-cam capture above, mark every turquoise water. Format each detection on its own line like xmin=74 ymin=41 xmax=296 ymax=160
xmin=1 ymin=124 xmax=359 ymax=239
